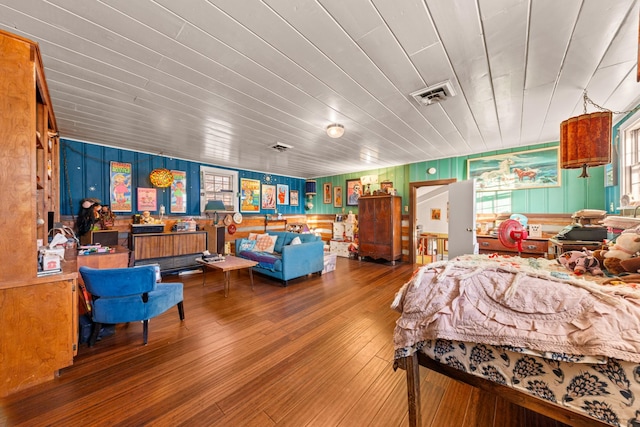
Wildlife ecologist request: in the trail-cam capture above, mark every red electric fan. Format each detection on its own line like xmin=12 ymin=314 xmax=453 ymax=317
xmin=497 ymin=219 xmax=529 ymax=255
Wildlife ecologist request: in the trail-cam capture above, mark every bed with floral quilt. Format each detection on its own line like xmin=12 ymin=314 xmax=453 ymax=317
xmin=392 ymin=254 xmax=640 ymax=427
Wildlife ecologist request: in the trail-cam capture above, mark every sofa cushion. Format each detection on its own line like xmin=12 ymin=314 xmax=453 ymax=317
xmin=298 ymin=234 xmax=319 ymax=243
xmin=237 ymin=239 xmax=257 ymax=252
xmin=255 ymin=234 xmax=278 ymax=253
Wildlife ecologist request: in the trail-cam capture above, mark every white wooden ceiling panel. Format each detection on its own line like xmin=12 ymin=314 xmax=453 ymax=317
xmin=0 ymin=0 xmax=637 ymax=178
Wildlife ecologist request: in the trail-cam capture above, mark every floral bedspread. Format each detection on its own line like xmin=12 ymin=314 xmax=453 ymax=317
xmin=392 ymin=254 xmax=640 ymax=426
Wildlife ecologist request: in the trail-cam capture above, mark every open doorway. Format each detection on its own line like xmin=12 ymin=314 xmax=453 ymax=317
xmin=408 ymin=179 xmax=456 ymax=264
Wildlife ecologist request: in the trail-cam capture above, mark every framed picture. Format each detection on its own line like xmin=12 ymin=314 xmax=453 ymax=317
xmin=240 ymin=178 xmax=261 ymax=212
xmin=467 ymin=146 xmax=560 ymax=191
xmin=346 ymin=179 xmax=362 ymax=206
xmin=431 ymin=208 xmax=441 ymax=220
xmin=381 ymin=181 xmax=393 ymax=193
xmin=333 ymin=186 xmax=343 ymax=208
xmin=170 ymin=170 xmax=186 ymax=213
xmin=137 ymin=187 xmax=157 ymax=212
xmin=323 ymin=182 xmax=332 ymax=204
xmin=277 ymin=184 xmax=289 ymax=205
xmin=290 ymin=190 xmax=299 ymax=206
xmin=109 ymin=161 xmax=132 ymax=212
xmin=262 ymin=184 xmax=276 ymax=209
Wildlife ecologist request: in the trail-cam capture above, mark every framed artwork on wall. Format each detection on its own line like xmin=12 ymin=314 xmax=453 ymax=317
xmin=333 ymin=186 xmax=342 ymax=208
xmin=467 ymin=146 xmax=560 ymax=191
xmin=346 ymin=179 xmax=362 ymax=206
xmin=323 ymin=182 xmax=332 ymax=204
xmin=170 ymin=170 xmax=186 ymax=213
xmin=110 ymin=161 xmax=132 ymax=212
xmin=290 ymin=190 xmax=299 ymax=206
xmin=277 ymin=184 xmax=289 ymax=205
xmin=137 ymin=187 xmax=157 ymax=212
xmin=240 ymin=178 xmax=261 ymax=212
xmin=262 ymin=184 xmax=276 ymax=209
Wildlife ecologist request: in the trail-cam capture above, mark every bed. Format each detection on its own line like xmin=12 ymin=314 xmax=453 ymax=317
xmin=392 ymin=254 xmax=640 ymax=427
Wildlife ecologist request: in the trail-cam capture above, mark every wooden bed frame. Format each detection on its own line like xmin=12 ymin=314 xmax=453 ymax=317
xmin=395 ymin=351 xmax=609 ymax=427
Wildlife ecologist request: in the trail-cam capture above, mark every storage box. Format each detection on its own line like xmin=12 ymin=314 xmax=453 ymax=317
xmin=322 ymin=253 xmax=337 ymax=274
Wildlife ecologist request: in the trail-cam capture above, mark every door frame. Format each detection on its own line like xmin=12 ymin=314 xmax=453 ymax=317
xmin=408 ymin=179 xmax=457 ymax=264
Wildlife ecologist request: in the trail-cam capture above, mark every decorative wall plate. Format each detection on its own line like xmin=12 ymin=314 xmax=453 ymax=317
xmin=233 ymin=212 xmax=243 ymax=224
xmin=227 ymin=224 xmax=236 ymax=234
xmin=224 ymin=214 xmax=233 ymax=226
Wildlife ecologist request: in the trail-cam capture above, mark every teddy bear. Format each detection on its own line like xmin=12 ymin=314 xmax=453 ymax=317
xmin=601 ymin=232 xmax=640 ymax=275
xmin=557 ymin=249 xmax=604 ymax=276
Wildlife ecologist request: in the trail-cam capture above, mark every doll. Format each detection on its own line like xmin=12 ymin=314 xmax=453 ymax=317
xmin=75 ymin=198 xmax=102 ymax=237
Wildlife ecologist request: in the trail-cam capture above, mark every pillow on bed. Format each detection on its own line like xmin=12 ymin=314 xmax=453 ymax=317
xmin=238 ymin=239 xmax=257 ymax=252
xmin=255 ymin=234 xmax=278 ymax=253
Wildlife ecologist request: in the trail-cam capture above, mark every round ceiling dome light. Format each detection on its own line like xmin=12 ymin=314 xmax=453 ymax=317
xmin=326 ymin=123 xmax=345 ymax=138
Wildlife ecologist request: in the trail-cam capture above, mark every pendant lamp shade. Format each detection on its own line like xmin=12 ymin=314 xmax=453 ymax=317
xmin=149 ymin=168 xmax=174 ymax=187
xmin=560 ymin=111 xmax=612 ymax=178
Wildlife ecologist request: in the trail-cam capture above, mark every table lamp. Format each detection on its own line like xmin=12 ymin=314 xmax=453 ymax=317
xmin=204 ymin=200 xmax=226 ymax=225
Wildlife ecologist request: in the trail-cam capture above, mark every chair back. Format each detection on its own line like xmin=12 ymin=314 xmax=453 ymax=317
xmin=79 ymin=265 xmax=156 ymax=297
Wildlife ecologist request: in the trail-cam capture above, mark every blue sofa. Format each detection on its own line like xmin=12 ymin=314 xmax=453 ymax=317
xmin=235 ymin=231 xmax=324 ymax=286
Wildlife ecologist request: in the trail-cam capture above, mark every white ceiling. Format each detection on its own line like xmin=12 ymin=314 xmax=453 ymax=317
xmin=2 ymin=0 xmax=640 ymax=179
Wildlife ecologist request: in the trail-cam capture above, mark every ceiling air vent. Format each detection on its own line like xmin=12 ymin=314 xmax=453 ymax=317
xmin=271 ymin=142 xmax=293 ymax=152
xmin=410 ymin=81 xmax=456 ymax=106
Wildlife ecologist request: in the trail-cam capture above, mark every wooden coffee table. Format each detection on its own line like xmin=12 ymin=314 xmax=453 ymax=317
xmin=196 ymin=255 xmax=258 ymax=297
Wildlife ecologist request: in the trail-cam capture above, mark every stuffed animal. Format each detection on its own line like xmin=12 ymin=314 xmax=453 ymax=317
xmin=557 ymin=249 xmax=604 ymax=276
xmin=602 ymin=233 xmax=640 ymax=275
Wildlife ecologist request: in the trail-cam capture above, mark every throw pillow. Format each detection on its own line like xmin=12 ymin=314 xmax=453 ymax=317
xmin=290 ymin=236 xmax=302 ymax=245
xmin=238 ymin=239 xmax=257 ymax=252
xmin=255 ymin=234 xmax=278 ymax=253
xmin=248 ymin=232 xmax=264 ymax=241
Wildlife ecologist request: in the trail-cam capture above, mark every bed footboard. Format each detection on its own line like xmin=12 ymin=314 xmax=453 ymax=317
xmin=395 ymin=352 xmax=609 ymax=427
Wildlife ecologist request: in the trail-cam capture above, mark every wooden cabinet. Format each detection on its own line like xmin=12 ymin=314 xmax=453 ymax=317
xmin=358 ymin=195 xmax=402 ymax=263
xmin=130 ymin=231 xmax=207 ymax=273
xmin=0 ymin=29 xmax=77 ymax=397
xmin=477 ymin=235 xmax=549 ymax=258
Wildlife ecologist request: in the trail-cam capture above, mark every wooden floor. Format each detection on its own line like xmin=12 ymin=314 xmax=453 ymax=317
xmin=0 ymin=258 xmax=569 ymax=426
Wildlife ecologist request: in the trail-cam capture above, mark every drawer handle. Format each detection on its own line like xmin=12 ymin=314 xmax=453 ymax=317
xmin=525 ymin=245 xmax=537 ymax=250
xmin=481 ymin=242 xmax=490 ymax=247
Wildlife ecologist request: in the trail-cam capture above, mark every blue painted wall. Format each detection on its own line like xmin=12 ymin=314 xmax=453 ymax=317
xmin=61 ymin=138 xmax=610 ymax=217
xmin=60 ymin=139 xmax=306 ymax=217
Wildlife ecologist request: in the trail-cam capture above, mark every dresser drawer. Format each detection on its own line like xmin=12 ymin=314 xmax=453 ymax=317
xmin=477 ymin=236 xmax=548 ymax=255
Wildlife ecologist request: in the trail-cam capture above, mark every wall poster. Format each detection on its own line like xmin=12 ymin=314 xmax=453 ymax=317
xmin=241 ymin=178 xmax=261 ymax=212
xmin=110 ymin=161 xmax=132 ymax=212
xmin=262 ymin=184 xmax=276 ymax=210
xmin=170 ymin=170 xmax=186 ymax=213
xmin=277 ymin=184 xmax=289 ymax=205
xmin=137 ymin=187 xmax=157 ymax=212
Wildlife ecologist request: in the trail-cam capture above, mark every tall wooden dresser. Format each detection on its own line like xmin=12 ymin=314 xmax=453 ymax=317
xmin=358 ymin=195 xmax=402 ymax=264
xmin=0 ymin=29 xmax=78 ymax=397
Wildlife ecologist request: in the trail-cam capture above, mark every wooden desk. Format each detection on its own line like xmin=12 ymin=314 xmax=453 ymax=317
xmin=197 ymin=255 xmax=258 ymax=297
xmin=548 ymin=238 xmax=603 ymax=258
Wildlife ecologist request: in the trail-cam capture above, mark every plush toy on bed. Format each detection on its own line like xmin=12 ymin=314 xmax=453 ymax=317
xmin=597 ymin=232 xmax=640 ymax=275
xmin=557 ymin=248 xmax=604 ymax=276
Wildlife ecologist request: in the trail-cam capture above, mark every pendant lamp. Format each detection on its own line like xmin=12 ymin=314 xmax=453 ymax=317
xmin=149 ymin=168 xmax=174 ymax=187
xmin=560 ymin=111 xmax=612 ymax=178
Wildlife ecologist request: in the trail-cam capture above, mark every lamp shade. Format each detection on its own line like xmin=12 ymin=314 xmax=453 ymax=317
xmin=149 ymin=168 xmax=174 ymax=187
xmin=305 ymin=180 xmax=317 ymax=196
xmin=560 ymin=111 xmax=612 ymax=178
xmin=204 ymin=200 xmax=226 ymax=212
xmin=326 ymin=124 xmax=345 ymax=138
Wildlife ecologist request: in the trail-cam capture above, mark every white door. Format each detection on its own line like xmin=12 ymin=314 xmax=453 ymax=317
xmin=448 ymin=180 xmax=477 ymax=258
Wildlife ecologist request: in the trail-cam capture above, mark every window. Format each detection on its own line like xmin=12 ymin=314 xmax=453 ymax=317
xmin=620 ymin=111 xmax=640 ymax=204
xmin=200 ymin=166 xmax=238 ymax=214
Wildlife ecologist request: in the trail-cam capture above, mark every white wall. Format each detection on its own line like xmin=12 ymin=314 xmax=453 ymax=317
xmin=416 ymin=185 xmax=448 ymax=235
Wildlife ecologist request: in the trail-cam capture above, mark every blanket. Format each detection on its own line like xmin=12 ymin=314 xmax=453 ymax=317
xmin=392 ymin=255 xmax=640 ymax=363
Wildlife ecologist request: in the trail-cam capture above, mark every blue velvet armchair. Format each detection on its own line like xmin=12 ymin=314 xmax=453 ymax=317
xmin=79 ymin=265 xmax=185 ymax=347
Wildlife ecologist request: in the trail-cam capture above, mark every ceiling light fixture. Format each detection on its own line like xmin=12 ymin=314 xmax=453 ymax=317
xmin=560 ymin=91 xmax=614 ymax=178
xmin=326 ymin=124 xmax=345 ymax=138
